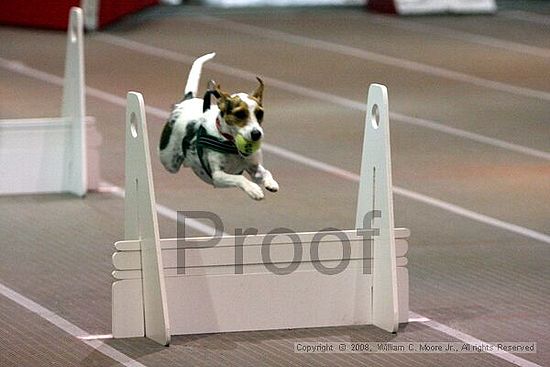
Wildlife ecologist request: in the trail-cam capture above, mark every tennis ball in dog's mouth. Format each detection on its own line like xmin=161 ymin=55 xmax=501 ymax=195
xmin=235 ymin=134 xmax=261 ymax=155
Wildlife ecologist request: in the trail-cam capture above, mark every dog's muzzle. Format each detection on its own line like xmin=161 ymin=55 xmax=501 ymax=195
xmin=250 ymin=129 xmax=262 ymax=141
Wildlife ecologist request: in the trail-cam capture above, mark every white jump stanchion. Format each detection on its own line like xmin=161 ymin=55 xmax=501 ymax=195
xmin=0 ymin=7 xmax=100 ymax=196
xmin=122 ymin=92 xmax=171 ymax=346
xmin=356 ymin=84 xmax=399 ymax=333
xmin=112 ymin=86 xmax=410 ymax=345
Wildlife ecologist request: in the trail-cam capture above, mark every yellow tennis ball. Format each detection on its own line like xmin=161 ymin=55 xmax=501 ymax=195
xmin=235 ymin=134 xmax=261 ymax=155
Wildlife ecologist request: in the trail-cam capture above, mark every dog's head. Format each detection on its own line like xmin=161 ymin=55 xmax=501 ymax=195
xmin=215 ymin=78 xmax=265 ymax=145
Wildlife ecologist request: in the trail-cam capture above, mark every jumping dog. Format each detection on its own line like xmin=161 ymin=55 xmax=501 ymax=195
xmin=159 ymin=53 xmax=279 ymax=200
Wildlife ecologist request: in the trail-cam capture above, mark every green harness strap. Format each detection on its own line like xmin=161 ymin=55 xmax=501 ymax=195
xmin=195 ymin=126 xmax=248 ymax=179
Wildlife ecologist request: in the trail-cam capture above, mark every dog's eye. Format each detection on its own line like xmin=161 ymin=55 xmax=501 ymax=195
xmin=233 ymin=109 xmax=248 ymax=120
xmin=255 ymin=109 xmax=264 ymax=123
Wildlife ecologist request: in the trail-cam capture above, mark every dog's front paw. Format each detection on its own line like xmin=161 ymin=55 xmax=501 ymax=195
xmin=264 ymin=177 xmax=279 ymax=193
xmin=243 ymin=181 xmax=265 ymax=200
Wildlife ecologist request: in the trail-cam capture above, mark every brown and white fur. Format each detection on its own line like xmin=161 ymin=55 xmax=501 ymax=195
xmin=159 ymin=53 xmax=279 ymax=200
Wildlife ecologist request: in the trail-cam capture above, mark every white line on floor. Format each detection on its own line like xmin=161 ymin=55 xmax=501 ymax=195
xmin=0 ymin=282 xmax=148 ymax=367
xmin=1 ymin=57 xmax=548 ymax=245
xmin=194 ymin=16 xmax=550 ymax=102
xmin=407 ymin=315 xmax=431 ymax=323
xmin=389 ymin=113 xmax=550 ymax=161
xmin=263 ymin=144 xmax=550 ymax=245
xmin=78 ymin=334 xmax=114 ymax=340
xmin=102 ymin=182 xmax=224 ymax=236
xmin=87 ymin=36 xmax=550 ymax=161
xmin=393 ymin=186 xmax=550 ymax=244
xmin=363 ymin=14 xmax=550 ymax=59
xmin=409 ymin=312 xmax=543 ymax=367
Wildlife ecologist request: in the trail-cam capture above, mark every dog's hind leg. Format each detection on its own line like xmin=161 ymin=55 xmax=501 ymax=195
xmin=159 ymin=118 xmax=184 ymax=173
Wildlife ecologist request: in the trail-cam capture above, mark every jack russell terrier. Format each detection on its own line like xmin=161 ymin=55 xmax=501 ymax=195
xmin=159 ymin=53 xmax=279 ymax=200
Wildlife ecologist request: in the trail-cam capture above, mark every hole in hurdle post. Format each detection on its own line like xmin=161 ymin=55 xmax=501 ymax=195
xmin=130 ymin=112 xmax=138 ymax=138
xmin=371 ymin=104 xmax=380 ymax=129
xmin=70 ymin=19 xmax=78 ymax=43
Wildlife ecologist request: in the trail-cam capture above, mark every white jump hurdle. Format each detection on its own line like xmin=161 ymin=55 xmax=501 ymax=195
xmin=368 ymin=0 xmax=496 ymax=14
xmin=0 ymin=7 xmax=100 ymax=196
xmin=112 ymin=85 xmax=410 ymax=346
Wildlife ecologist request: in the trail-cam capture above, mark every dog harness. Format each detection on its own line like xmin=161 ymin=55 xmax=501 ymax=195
xmin=194 ymin=89 xmax=248 ymax=179
xmin=194 ymin=124 xmax=248 ymax=179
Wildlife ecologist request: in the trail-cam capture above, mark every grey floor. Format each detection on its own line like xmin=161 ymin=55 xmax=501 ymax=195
xmin=0 ymin=2 xmax=549 ymax=366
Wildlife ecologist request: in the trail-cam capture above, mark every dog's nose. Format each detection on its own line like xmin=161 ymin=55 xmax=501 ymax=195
xmin=250 ymin=129 xmax=262 ymax=141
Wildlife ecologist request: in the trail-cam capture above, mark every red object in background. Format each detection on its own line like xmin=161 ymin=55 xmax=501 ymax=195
xmin=367 ymin=0 xmax=397 ymax=14
xmin=0 ymin=1 xmax=79 ymax=29
xmin=95 ymin=0 xmax=158 ymax=29
xmin=0 ymin=0 xmax=158 ymax=30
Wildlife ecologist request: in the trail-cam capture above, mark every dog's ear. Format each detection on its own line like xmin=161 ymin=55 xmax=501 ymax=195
xmin=215 ymin=84 xmax=230 ymax=100
xmin=215 ymin=84 xmax=232 ymax=115
xmin=251 ymin=77 xmax=264 ymax=105
xmin=207 ymin=79 xmax=221 ymax=99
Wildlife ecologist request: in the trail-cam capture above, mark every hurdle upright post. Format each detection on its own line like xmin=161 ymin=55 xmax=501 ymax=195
xmin=124 ymin=92 xmax=171 ymax=346
xmin=355 ymin=84 xmax=399 ymax=333
xmin=62 ymin=7 xmax=86 ymax=196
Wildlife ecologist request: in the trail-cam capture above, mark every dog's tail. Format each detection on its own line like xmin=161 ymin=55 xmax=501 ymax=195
xmin=184 ymin=52 xmax=216 ymax=99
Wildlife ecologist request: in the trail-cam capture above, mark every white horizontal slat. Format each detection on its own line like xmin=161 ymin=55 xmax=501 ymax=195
xmin=113 ymin=257 xmax=408 ymax=279
xmin=113 ymin=238 xmax=407 ymax=270
xmin=115 ymin=228 xmax=410 ymax=251
xmin=0 ymin=117 xmax=70 ymax=129
xmin=114 ymin=240 xmax=140 ymax=251
xmin=112 ymin=270 xmax=141 ymax=280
